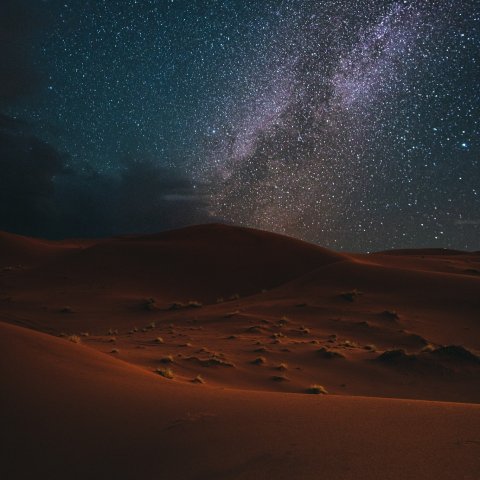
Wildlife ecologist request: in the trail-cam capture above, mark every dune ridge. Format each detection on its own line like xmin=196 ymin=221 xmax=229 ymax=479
xmin=1 ymin=224 xmax=480 ymax=479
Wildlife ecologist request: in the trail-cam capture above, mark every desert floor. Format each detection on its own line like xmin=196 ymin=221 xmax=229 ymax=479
xmin=1 ymin=224 xmax=480 ymax=479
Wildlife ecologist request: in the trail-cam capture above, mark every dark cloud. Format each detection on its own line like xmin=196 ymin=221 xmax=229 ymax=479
xmin=0 ymin=117 xmax=210 ymax=238
xmin=0 ymin=116 xmax=67 ymax=236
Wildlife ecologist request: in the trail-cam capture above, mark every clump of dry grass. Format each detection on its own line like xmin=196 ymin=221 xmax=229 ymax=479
xmin=143 ymin=298 xmax=158 ymax=311
xmin=271 ymin=375 xmax=289 ymax=382
xmin=246 ymin=325 xmax=263 ymax=333
xmin=299 ymin=326 xmax=310 ymax=335
xmin=155 ymin=368 xmax=174 ymax=379
xmin=228 ymin=293 xmax=240 ymax=301
xmin=187 ymin=355 xmax=235 ymax=368
xmin=168 ymin=302 xmax=186 ymax=310
xmin=306 ymin=384 xmax=328 ymax=394
xmin=421 ymin=344 xmax=436 ymax=353
xmin=380 ymin=310 xmax=400 ymax=320
xmin=252 ymin=356 xmax=266 ymax=366
xmin=154 ymin=336 xmax=164 ymax=344
xmin=80 ymin=332 xmax=90 ymax=337
xmin=317 ymin=347 xmax=345 ymax=359
xmin=276 ymin=363 xmax=288 ymax=371
xmin=224 ymin=310 xmax=240 ymax=318
xmin=107 ymin=328 xmax=118 ymax=336
xmin=191 ymin=375 xmax=205 ymax=384
xmin=67 ymin=335 xmax=81 ymax=344
xmin=160 ymin=355 xmax=174 ymax=364
xmin=110 ymin=348 xmax=119 ymax=354
xmin=254 ymin=347 xmax=268 ymax=353
xmin=375 ymin=349 xmax=411 ymax=363
xmin=340 ymin=289 xmax=363 ymax=302
xmin=169 ymin=300 xmax=202 ymax=310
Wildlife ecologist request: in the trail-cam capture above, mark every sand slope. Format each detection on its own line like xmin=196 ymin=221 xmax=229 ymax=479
xmin=1 ymin=224 xmax=480 ymax=478
xmin=2 ymin=321 xmax=480 ymax=480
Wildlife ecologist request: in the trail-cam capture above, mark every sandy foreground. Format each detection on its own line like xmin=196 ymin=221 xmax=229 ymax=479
xmin=1 ymin=224 xmax=479 ymax=479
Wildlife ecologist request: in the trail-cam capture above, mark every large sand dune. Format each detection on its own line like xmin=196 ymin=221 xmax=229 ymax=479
xmin=1 ymin=224 xmax=479 ymax=479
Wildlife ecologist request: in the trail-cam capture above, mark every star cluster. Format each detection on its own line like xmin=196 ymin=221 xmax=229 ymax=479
xmin=6 ymin=0 xmax=480 ymax=250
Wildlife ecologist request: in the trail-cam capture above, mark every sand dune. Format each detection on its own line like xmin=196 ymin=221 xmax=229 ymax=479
xmin=2 ymin=321 xmax=480 ymax=480
xmin=1 ymin=224 xmax=480 ymax=478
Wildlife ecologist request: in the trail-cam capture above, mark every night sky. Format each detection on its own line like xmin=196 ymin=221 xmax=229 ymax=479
xmin=1 ymin=0 xmax=479 ymax=251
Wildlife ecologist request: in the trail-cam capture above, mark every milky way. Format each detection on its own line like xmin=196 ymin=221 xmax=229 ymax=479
xmin=197 ymin=0 xmax=479 ymax=251
xmin=5 ymin=0 xmax=480 ymax=251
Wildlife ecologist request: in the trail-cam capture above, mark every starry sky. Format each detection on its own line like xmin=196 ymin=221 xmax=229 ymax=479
xmin=1 ymin=0 xmax=479 ymax=251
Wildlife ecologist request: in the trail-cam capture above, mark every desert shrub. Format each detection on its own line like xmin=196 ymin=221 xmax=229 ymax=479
xmin=381 ymin=310 xmax=400 ymax=320
xmin=317 ymin=347 xmax=345 ymax=359
xmin=191 ymin=375 xmax=205 ymax=384
xmin=168 ymin=302 xmax=186 ymax=310
xmin=143 ymin=298 xmax=158 ymax=311
xmin=252 ymin=356 xmax=266 ymax=365
xmin=306 ymin=384 xmax=328 ymax=394
xmin=155 ymin=368 xmax=174 ymax=379
xmin=160 ymin=355 xmax=174 ymax=364
xmin=375 ymin=349 xmax=412 ymax=363
xmin=186 ymin=355 xmax=235 ymax=367
xmin=340 ymin=289 xmax=362 ymax=302
xmin=254 ymin=347 xmax=268 ymax=353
